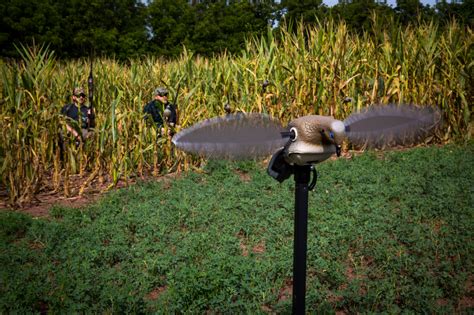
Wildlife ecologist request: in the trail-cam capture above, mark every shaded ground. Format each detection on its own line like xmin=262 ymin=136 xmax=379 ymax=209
xmin=0 ymin=171 xmax=180 ymax=218
xmin=0 ymin=145 xmax=440 ymax=218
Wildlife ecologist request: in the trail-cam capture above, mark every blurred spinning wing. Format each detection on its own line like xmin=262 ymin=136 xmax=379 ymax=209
xmin=344 ymin=104 xmax=442 ymax=148
xmin=172 ymin=113 xmax=288 ymax=159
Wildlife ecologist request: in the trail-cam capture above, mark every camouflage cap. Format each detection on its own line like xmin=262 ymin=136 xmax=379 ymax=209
xmin=73 ymin=87 xmax=85 ymax=96
xmin=154 ymin=87 xmax=169 ymax=97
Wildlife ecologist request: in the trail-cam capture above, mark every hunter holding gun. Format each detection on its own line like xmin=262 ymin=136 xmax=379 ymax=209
xmin=60 ymin=86 xmax=96 ymax=143
xmin=143 ymin=87 xmax=177 ymax=135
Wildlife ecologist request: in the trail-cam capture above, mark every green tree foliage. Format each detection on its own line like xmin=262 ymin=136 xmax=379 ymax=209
xmin=189 ymin=0 xmax=277 ymax=55
xmin=329 ymin=0 xmax=395 ymax=33
xmin=146 ymin=0 xmax=278 ymax=57
xmin=55 ymin=0 xmax=148 ymax=58
xmin=0 ymin=0 xmax=472 ymax=59
xmin=435 ymin=0 xmax=474 ymax=26
xmin=0 ymin=0 xmax=63 ymax=57
xmin=280 ymin=0 xmax=329 ymax=26
xmin=147 ymin=0 xmax=195 ymax=57
xmin=0 ymin=0 xmax=148 ymax=58
xmin=393 ymin=0 xmax=437 ymax=25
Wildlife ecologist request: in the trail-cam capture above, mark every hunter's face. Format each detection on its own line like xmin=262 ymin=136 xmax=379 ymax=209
xmin=155 ymin=93 xmax=168 ymax=102
xmin=74 ymin=93 xmax=86 ymax=104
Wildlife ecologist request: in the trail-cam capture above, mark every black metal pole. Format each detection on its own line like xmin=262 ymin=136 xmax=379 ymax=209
xmin=292 ymin=164 xmax=311 ymax=315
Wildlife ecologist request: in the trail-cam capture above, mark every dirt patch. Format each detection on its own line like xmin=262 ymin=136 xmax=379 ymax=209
xmin=145 ymin=286 xmax=167 ymax=301
xmin=239 ymin=241 xmax=249 ymax=257
xmin=0 ymin=193 xmax=101 ymax=218
xmin=233 ymin=169 xmax=252 ymax=182
xmin=277 ymin=278 xmax=293 ymax=303
xmin=0 ymin=171 xmax=181 ymax=218
xmin=458 ymin=275 xmax=474 ymax=310
xmin=252 ymin=241 xmax=266 ymax=254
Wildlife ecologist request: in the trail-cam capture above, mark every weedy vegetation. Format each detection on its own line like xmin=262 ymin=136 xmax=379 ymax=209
xmin=0 ymin=18 xmax=472 ymax=206
xmin=1 ymin=143 xmax=473 ymax=313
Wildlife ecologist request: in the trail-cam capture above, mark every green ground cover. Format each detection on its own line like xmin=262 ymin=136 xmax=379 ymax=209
xmin=1 ymin=143 xmax=473 ymax=313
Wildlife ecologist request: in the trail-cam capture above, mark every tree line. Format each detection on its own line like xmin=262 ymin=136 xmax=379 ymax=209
xmin=0 ymin=0 xmax=472 ymax=59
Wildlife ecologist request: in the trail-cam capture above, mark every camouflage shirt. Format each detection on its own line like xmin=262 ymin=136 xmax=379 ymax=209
xmin=143 ymin=100 xmax=177 ymax=128
xmin=61 ymin=103 xmax=95 ymax=129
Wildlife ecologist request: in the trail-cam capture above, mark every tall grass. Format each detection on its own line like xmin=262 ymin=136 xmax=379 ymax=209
xmin=0 ymin=18 xmax=472 ymax=206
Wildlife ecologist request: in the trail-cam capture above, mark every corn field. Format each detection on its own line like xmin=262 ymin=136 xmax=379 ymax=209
xmin=1 ymin=18 xmax=472 ymax=206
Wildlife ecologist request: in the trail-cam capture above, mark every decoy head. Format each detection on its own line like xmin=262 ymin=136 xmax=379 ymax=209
xmin=284 ymin=115 xmax=346 ymax=165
